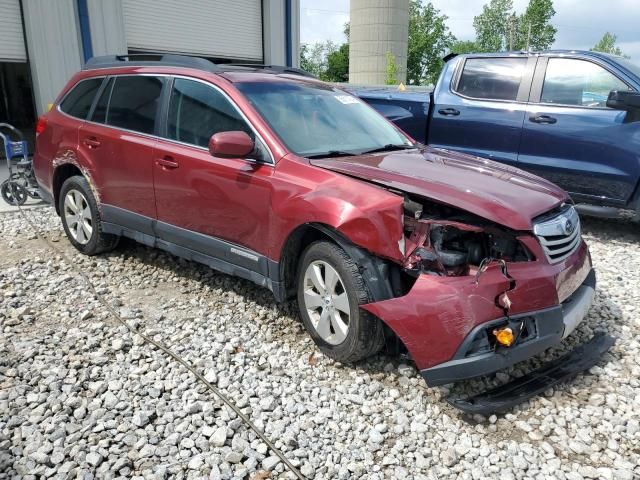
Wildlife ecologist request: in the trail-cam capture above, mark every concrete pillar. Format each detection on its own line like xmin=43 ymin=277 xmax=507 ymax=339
xmin=349 ymin=0 xmax=409 ymax=85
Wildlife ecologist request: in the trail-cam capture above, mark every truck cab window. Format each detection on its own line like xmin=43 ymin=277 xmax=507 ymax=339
xmin=541 ymin=58 xmax=630 ymax=108
xmin=456 ymin=57 xmax=527 ymax=101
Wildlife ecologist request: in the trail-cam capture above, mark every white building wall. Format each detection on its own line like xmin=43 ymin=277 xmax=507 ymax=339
xmin=20 ymin=0 xmax=300 ymax=115
xmin=87 ymin=0 xmax=127 ymax=56
xmin=22 ymin=0 xmax=84 ymax=115
xmin=263 ymin=0 xmax=300 ymax=67
xmin=0 ymin=0 xmax=27 ymax=62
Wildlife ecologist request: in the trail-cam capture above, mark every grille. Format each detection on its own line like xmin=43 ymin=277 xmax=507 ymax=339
xmin=533 ymin=204 xmax=581 ymax=264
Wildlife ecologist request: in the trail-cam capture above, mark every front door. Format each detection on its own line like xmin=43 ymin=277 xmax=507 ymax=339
xmin=152 ymin=77 xmax=273 ymax=267
xmin=518 ymin=56 xmax=640 ymax=206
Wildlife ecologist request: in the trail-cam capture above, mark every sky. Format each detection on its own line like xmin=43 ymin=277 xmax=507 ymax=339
xmin=300 ymin=0 xmax=640 ymax=63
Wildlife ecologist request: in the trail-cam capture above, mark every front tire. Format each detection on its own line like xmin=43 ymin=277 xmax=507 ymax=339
xmin=59 ymin=176 xmax=118 ymax=255
xmin=297 ymin=241 xmax=384 ymax=363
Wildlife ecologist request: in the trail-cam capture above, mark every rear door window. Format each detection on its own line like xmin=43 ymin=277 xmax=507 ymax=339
xmin=59 ymin=78 xmax=103 ymax=119
xmin=540 ymin=58 xmax=630 ymax=108
xmin=104 ymin=76 xmax=163 ymax=135
xmin=456 ymin=57 xmax=528 ymax=101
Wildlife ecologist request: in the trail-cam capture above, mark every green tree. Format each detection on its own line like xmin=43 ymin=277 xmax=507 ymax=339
xmin=385 ymin=52 xmax=399 ymax=85
xmin=591 ymin=32 xmax=628 ymax=57
xmin=516 ymin=0 xmax=556 ymax=50
xmin=473 ymin=0 xmax=513 ymax=52
xmin=324 ymin=43 xmax=349 ymax=82
xmin=300 ymin=41 xmax=338 ymax=78
xmin=449 ymin=40 xmax=480 ymax=55
xmin=407 ymin=0 xmax=455 ymax=85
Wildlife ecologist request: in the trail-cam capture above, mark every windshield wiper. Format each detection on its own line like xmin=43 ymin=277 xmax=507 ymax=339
xmin=360 ymin=144 xmax=416 ymax=155
xmin=306 ymin=150 xmax=359 ymax=159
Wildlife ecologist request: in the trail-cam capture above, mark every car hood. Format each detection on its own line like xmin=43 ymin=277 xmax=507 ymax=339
xmin=310 ymin=147 xmax=568 ymax=231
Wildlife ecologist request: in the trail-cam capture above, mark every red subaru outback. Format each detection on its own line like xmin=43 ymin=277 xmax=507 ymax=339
xmin=33 ymin=55 xmax=612 ymax=413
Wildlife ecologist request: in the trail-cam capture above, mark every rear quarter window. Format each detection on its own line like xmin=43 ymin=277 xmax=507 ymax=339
xmin=104 ymin=76 xmax=164 ymax=135
xmin=455 ymin=57 xmax=528 ymax=101
xmin=59 ymin=78 xmax=103 ymax=119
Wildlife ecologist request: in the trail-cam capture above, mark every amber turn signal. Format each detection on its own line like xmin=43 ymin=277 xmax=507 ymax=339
xmin=493 ymin=327 xmax=515 ymax=347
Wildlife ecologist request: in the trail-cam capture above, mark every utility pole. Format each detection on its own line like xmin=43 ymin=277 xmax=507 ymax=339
xmin=526 ymin=23 xmax=531 ymax=51
xmin=509 ymin=17 xmax=513 ymax=51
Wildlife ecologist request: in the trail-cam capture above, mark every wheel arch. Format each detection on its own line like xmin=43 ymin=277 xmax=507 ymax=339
xmin=278 ymin=222 xmax=399 ymax=302
xmin=52 ymin=163 xmax=84 ymax=215
xmin=279 ymin=222 xmax=411 ymax=357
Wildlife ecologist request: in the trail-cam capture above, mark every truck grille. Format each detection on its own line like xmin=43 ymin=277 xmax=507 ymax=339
xmin=533 ymin=205 xmax=581 ymax=264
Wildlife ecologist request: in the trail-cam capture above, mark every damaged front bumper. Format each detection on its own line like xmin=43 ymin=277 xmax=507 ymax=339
xmin=362 ymin=241 xmax=614 ymax=414
xmin=421 ymin=269 xmax=597 ymax=386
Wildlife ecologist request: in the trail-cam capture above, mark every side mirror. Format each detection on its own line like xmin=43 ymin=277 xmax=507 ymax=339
xmin=606 ymin=90 xmax=640 ymax=110
xmin=208 ymin=131 xmax=254 ymax=158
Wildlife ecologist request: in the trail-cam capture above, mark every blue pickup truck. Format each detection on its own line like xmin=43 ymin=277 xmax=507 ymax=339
xmin=353 ymin=51 xmax=640 ymax=218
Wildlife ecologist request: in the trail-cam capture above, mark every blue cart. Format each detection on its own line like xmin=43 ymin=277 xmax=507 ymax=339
xmin=0 ymin=123 xmax=40 ymax=206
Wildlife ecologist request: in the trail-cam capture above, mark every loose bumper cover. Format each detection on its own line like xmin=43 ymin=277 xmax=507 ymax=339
xmin=418 ymin=268 xmax=615 ymax=415
xmin=421 ymin=269 xmax=598 ymax=386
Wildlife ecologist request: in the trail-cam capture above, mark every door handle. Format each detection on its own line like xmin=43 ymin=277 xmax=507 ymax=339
xmin=529 ymin=115 xmax=557 ymax=124
xmin=156 ymin=156 xmax=179 ymax=170
xmin=438 ymin=108 xmax=460 ymax=116
xmin=83 ymin=137 xmax=101 ymax=148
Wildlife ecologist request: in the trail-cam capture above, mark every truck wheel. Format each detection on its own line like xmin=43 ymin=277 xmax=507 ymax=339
xmin=297 ymin=241 xmax=384 ymax=362
xmin=59 ymin=176 xmax=119 ymax=255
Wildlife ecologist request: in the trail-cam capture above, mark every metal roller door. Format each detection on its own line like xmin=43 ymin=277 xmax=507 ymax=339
xmin=122 ymin=0 xmax=263 ymax=61
xmin=0 ymin=0 xmax=27 ymax=62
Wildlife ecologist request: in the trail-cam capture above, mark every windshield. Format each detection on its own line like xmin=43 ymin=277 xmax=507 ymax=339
xmin=236 ymin=81 xmax=413 ymax=157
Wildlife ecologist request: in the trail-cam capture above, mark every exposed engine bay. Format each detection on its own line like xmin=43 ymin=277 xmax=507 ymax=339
xmin=401 ymin=195 xmax=532 ymax=278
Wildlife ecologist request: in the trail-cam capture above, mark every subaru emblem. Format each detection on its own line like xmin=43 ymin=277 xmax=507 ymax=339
xmin=564 ymin=219 xmax=574 ymax=235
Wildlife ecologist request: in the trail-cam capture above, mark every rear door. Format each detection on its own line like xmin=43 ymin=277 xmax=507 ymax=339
xmin=518 ymin=56 xmax=640 ymax=205
xmin=429 ymin=56 xmax=536 ymax=166
xmin=79 ymin=75 xmax=163 ymax=225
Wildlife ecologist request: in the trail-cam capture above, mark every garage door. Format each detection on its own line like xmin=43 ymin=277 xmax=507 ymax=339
xmin=122 ymin=0 xmax=263 ymax=61
xmin=0 ymin=0 xmax=27 ymax=62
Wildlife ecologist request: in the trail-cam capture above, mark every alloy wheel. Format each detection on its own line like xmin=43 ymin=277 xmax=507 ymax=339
xmin=64 ymin=189 xmax=93 ymax=245
xmin=302 ymin=260 xmax=351 ymax=345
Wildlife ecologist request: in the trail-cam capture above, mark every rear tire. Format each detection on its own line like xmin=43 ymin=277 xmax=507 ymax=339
xmin=59 ymin=175 xmax=119 ymax=255
xmin=297 ymin=241 xmax=384 ymax=363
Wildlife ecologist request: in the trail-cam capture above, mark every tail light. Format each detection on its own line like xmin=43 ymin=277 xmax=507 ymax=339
xmin=35 ymin=116 xmax=47 ymax=136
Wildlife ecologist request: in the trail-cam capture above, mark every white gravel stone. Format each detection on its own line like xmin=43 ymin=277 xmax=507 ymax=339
xmin=1 ymin=209 xmax=639 ymax=479
xmin=210 ymin=426 xmax=227 ymax=447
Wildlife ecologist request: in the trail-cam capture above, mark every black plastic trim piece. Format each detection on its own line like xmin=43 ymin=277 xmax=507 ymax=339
xmin=84 ymin=54 xmax=220 ymax=73
xmin=100 ymin=204 xmax=285 ymax=298
xmin=422 ymin=306 xmax=564 ymax=386
xmin=446 ymin=332 xmax=615 ymax=415
xmin=102 ymin=205 xmax=154 ymax=236
xmin=37 ymin=186 xmax=54 ymax=205
xmin=312 ymin=224 xmax=395 ymax=302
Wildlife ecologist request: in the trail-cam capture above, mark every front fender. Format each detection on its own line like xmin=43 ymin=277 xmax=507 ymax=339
xmin=271 ymin=168 xmax=405 ymax=264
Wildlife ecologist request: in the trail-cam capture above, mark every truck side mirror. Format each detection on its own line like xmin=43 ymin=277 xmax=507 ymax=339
xmin=606 ymin=90 xmax=640 ymax=110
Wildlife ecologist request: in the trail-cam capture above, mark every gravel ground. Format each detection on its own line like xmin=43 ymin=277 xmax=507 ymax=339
xmin=1 ymin=206 xmax=639 ymax=480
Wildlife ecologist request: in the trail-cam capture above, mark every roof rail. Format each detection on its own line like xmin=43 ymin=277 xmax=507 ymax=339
xmin=83 ymin=54 xmax=220 ymax=72
xmin=226 ymin=63 xmax=316 ymax=78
